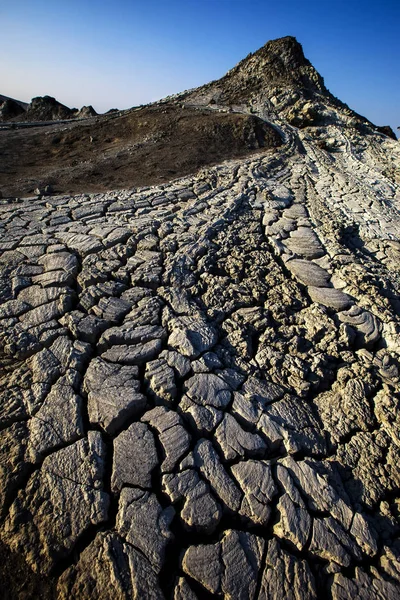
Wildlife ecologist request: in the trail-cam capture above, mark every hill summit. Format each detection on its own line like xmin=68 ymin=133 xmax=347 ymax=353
xmin=181 ymin=36 xmax=388 ymax=133
xmin=0 ymin=94 xmax=97 ymax=123
xmin=187 ymin=36 xmax=328 ymax=103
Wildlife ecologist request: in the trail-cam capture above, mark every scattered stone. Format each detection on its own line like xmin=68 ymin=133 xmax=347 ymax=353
xmin=35 ymin=185 xmax=53 ymax=197
xmin=308 ymin=286 xmax=353 ymax=310
xmin=286 ymin=258 xmax=331 ymax=287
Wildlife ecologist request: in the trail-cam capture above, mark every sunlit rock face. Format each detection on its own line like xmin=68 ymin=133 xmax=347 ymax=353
xmin=0 ymin=36 xmax=400 ymax=599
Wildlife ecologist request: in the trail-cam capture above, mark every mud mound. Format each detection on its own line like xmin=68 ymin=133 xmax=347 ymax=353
xmin=0 ymin=105 xmax=281 ymax=197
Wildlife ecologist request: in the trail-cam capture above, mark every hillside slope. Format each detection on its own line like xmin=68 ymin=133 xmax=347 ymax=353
xmin=0 ymin=105 xmax=281 ymax=197
xmin=0 ymin=37 xmax=397 ymax=199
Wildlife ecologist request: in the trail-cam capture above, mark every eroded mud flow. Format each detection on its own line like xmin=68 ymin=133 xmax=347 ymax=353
xmin=1 ymin=38 xmax=400 ymax=600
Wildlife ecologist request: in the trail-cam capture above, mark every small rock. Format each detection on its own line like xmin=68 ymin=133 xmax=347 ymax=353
xmin=308 ymin=286 xmax=353 ymax=310
xmin=286 ymin=258 xmax=331 ymax=287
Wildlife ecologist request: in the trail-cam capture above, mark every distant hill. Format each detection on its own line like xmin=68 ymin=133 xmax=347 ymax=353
xmin=0 ymin=94 xmax=97 ymax=122
xmin=0 ymin=94 xmax=29 ymax=109
xmin=0 ymin=95 xmax=29 ymax=121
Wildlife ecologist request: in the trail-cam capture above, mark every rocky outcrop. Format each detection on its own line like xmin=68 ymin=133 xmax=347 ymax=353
xmin=0 ymin=94 xmax=98 ymax=122
xmin=16 ymin=95 xmax=74 ymax=121
xmin=0 ymin=97 xmax=26 ymax=121
xmin=376 ymin=125 xmax=397 ymax=140
xmin=184 ymin=36 xmax=328 ymax=107
xmin=73 ymin=105 xmax=97 ymax=118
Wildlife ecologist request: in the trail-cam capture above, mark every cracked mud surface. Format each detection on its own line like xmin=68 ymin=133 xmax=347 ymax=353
xmin=1 ymin=36 xmax=400 ymax=600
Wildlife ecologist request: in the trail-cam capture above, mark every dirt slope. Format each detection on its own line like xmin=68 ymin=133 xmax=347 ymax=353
xmin=0 ymin=104 xmax=281 ymax=197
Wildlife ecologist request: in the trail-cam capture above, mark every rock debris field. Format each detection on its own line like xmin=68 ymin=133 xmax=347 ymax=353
xmin=0 ymin=36 xmax=400 ymax=599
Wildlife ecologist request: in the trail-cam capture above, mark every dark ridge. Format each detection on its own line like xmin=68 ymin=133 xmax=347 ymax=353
xmin=0 ymin=94 xmax=29 ymax=110
xmin=15 ymin=95 xmax=74 ymax=122
xmin=0 ymin=98 xmax=26 ymax=121
xmin=376 ymin=125 xmax=397 ymax=140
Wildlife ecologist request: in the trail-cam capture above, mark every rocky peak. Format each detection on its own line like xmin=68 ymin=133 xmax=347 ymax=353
xmin=183 ymin=36 xmax=329 ymax=109
xmin=224 ymin=36 xmax=327 ymax=95
xmin=0 ymin=94 xmax=28 ymax=110
xmin=0 ymin=94 xmax=28 ymax=122
xmin=24 ymin=95 xmax=74 ymax=121
xmin=73 ymin=105 xmax=97 ymax=119
xmin=181 ymin=36 xmax=369 ymax=133
xmin=1 ymin=95 xmax=98 ymax=123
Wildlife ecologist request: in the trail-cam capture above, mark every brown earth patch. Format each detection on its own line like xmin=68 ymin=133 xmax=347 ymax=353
xmin=0 ymin=540 xmax=56 ymax=599
xmin=0 ymin=104 xmax=282 ymax=197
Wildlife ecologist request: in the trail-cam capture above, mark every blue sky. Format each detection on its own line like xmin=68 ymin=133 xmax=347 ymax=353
xmin=1 ymin=0 xmax=399 ymax=134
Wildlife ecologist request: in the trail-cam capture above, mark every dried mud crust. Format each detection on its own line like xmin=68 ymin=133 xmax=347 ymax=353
xmin=0 ymin=108 xmax=400 ymax=598
xmin=0 ymin=104 xmax=281 ymax=198
xmin=1 ymin=35 xmax=400 ymax=600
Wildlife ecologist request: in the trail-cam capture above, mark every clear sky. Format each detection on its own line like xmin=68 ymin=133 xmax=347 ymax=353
xmin=1 ymin=0 xmax=399 ymax=135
